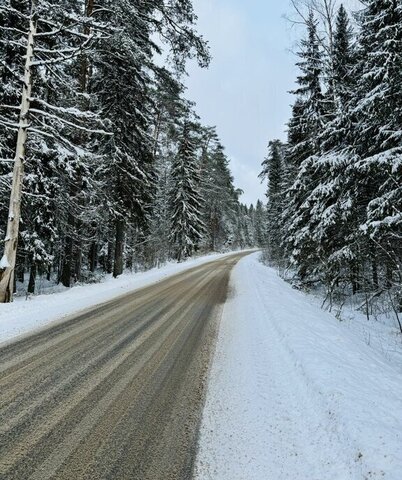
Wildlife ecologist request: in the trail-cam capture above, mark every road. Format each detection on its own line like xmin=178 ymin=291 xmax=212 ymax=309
xmin=0 ymin=252 xmax=248 ymax=480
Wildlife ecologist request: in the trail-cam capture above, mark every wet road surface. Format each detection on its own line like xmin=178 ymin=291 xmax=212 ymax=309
xmin=0 ymin=252 xmax=249 ymax=480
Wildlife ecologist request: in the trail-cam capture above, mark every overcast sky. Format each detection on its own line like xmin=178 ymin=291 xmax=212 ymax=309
xmin=185 ymin=0 xmax=361 ymax=206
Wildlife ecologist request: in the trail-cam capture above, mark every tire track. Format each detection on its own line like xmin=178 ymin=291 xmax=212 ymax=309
xmin=0 ymin=253 xmax=248 ymax=480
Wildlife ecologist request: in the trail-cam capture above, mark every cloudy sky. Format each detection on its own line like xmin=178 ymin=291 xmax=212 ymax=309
xmin=185 ymin=0 xmax=361 ymax=206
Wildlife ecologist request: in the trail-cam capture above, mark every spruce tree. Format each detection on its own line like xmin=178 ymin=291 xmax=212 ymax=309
xmin=200 ymin=134 xmax=240 ymax=252
xmin=332 ymin=4 xmax=355 ymax=105
xmin=260 ymin=140 xmax=286 ymax=264
xmin=284 ymin=12 xmax=327 ymax=281
xmin=169 ymin=123 xmax=205 ymax=262
xmin=290 ymin=10 xmax=325 ymax=162
xmin=254 ymin=200 xmax=267 ymax=248
xmin=351 ymin=0 xmax=402 ymax=298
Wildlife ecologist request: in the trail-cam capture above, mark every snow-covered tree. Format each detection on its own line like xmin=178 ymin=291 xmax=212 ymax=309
xmin=199 ymin=128 xmax=240 ymax=251
xmin=259 ymin=140 xmax=286 ymax=264
xmin=254 ymin=200 xmax=267 ymax=248
xmin=169 ymin=123 xmax=205 ymax=261
xmin=267 ymin=0 xmax=401 ymax=313
xmin=290 ymin=11 xmax=325 ymax=162
xmin=351 ymin=0 xmax=402 ymax=297
xmin=0 ymin=0 xmax=106 ymax=300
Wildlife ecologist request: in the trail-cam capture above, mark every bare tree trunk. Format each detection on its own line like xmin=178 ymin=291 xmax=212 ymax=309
xmin=0 ymin=8 xmax=37 ymax=303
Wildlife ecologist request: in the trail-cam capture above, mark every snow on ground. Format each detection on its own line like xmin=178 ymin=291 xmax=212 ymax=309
xmin=195 ymin=252 xmax=402 ymax=480
xmin=0 ymin=251 xmax=246 ymax=346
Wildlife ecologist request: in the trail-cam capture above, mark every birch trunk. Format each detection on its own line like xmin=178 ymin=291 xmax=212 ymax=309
xmin=0 ymin=8 xmax=37 ymax=303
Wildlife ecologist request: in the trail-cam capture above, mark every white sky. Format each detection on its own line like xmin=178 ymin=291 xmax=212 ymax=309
xmin=185 ymin=0 xmax=362 ymax=206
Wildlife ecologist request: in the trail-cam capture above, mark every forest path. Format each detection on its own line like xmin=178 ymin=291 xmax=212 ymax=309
xmin=0 ymin=252 xmax=249 ymax=480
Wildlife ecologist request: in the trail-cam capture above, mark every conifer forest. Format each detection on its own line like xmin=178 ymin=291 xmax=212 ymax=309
xmin=0 ymin=0 xmax=401 ymax=318
xmin=260 ymin=0 xmax=402 ymax=322
xmin=1 ymin=1 xmax=402 ymax=478
xmin=0 ymin=0 xmax=258 ymax=302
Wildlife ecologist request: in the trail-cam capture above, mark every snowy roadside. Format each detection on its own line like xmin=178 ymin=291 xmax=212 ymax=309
xmin=0 ymin=250 xmax=249 ymax=346
xmin=195 ymin=252 xmax=402 ymax=480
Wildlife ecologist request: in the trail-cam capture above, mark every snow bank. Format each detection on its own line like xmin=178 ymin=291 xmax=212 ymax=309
xmin=195 ymin=252 xmax=402 ymax=480
xmin=0 ymin=251 xmax=247 ymax=346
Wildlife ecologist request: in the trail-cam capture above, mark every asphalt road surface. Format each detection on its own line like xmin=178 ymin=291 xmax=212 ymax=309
xmin=0 ymin=252 xmax=249 ymax=480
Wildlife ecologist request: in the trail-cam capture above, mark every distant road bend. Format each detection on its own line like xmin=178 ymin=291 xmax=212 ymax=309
xmin=0 ymin=252 xmax=249 ymax=480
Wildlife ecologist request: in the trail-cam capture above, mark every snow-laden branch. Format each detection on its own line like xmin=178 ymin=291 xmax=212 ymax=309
xmin=30 ymin=98 xmax=98 ymax=120
xmin=0 ymin=118 xmax=20 ymax=130
xmin=0 ymin=25 xmax=28 ymax=35
xmin=31 ymin=35 xmax=94 ymax=66
xmin=0 ymin=5 xmax=30 ymax=20
xmin=30 ymin=109 xmax=111 ymax=136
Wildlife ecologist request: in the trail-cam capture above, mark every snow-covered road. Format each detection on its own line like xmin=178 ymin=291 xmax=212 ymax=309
xmin=195 ymin=253 xmax=402 ymax=480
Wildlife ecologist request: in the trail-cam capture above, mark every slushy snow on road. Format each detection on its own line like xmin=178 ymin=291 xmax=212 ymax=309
xmin=195 ymin=252 xmax=402 ymax=480
xmin=0 ymin=252 xmax=244 ymax=346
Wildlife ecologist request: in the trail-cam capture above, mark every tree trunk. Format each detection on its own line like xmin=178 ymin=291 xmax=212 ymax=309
xmin=28 ymin=263 xmax=37 ymax=294
xmin=106 ymin=241 xmax=113 ymax=274
xmin=386 ymin=263 xmax=393 ymax=289
xmin=0 ymin=8 xmax=37 ymax=303
xmin=18 ymin=264 xmax=25 ymax=283
xmin=372 ymin=258 xmax=379 ymax=291
xmin=152 ymin=108 xmax=163 ymax=159
xmin=74 ymin=241 xmax=82 ymax=282
xmin=351 ymin=262 xmax=359 ymax=295
xmin=89 ymin=241 xmax=97 ymax=272
xmin=60 ymin=227 xmax=74 ymax=287
xmin=113 ymin=219 xmax=125 ymax=278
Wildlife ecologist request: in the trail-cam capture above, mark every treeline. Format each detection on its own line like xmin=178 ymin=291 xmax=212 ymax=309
xmin=0 ymin=0 xmax=255 ymax=300
xmin=261 ymin=1 xmax=402 ymax=316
